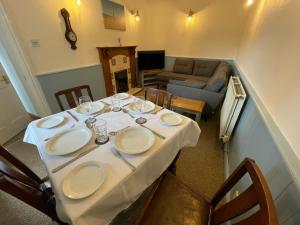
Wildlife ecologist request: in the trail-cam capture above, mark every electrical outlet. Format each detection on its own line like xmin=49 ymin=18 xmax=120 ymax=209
xmin=29 ymin=40 xmax=40 ymax=48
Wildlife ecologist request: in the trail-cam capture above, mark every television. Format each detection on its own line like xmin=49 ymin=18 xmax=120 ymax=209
xmin=137 ymin=50 xmax=165 ymax=71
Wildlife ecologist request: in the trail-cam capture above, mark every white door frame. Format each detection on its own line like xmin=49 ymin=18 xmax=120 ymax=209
xmin=0 ymin=2 xmax=51 ymax=117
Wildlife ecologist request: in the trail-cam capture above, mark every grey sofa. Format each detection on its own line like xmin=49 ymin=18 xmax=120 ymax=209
xmin=157 ymin=58 xmax=232 ymax=111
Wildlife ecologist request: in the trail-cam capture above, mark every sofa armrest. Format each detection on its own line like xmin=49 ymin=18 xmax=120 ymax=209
xmin=167 ymin=83 xmax=224 ymax=110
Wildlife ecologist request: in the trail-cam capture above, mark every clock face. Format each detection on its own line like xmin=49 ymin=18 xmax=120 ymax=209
xmin=68 ymin=31 xmax=77 ymax=42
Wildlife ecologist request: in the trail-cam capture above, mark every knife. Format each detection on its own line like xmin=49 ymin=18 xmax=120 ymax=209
xmin=151 ymin=107 xmax=165 ymax=115
xmin=111 ymin=149 xmax=136 ymax=171
xmin=140 ymin=124 xmax=166 ymax=140
xmin=52 ymin=145 xmax=99 ymax=173
xmin=67 ymin=110 xmax=79 ymax=122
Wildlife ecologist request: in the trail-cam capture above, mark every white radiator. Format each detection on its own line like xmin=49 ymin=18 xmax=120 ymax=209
xmin=220 ymin=76 xmax=246 ymax=143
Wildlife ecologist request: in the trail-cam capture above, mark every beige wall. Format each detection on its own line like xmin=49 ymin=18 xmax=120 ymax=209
xmin=1 ymin=0 xmax=140 ymax=75
xmin=236 ymin=0 xmax=300 ymax=159
xmin=1 ymin=0 xmax=249 ymax=75
xmin=131 ymin=0 xmax=248 ymax=59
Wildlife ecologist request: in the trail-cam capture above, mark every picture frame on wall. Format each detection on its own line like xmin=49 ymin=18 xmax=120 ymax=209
xmin=101 ymin=0 xmax=126 ymax=31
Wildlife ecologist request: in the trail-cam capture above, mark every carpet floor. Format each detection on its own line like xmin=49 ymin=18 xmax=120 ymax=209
xmin=0 ymin=115 xmax=224 ymax=225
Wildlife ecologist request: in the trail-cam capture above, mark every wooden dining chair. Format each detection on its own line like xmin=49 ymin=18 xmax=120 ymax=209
xmin=54 ymin=85 xmax=94 ymax=111
xmin=144 ymin=87 xmax=173 ymax=109
xmin=0 ymin=145 xmax=68 ymax=225
xmin=134 ymin=158 xmax=279 ymax=225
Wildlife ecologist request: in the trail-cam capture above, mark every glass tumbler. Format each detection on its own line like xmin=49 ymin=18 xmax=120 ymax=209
xmin=134 ymin=96 xmax=146 ymax=112
xmin=79 ymin=96 xmax=92 ymax=114
xmin=111 ymin=95 xmax=121 ymax=112
xmin=93 ymin=119 xmax=109 ymax=145
xmin=134 ymin=96 xmax=147 ymax=124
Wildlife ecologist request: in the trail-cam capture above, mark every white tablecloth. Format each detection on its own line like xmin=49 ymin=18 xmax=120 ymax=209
xmin=24 ymin=98 xmax=201 ymax=225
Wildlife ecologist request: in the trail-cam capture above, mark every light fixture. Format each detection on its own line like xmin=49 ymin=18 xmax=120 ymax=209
xmin=135 ymin=10 xmax=140 ymax=21
xmin=246 ymin=0 xmax=254 ymax=7
xmin=187 ymin=9 xmax=194 ymax=21
xmin=76 ymin=0 xmax=81 ymax=6
xmin=130 ymin=9 xmax=140 ymax=22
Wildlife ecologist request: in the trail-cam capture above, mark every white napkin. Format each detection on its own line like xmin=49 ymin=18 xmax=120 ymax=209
xmin=96 ymin=110 xmax=136 ymax=132
xmin=99 ymin=96 xmax=135 ymax=107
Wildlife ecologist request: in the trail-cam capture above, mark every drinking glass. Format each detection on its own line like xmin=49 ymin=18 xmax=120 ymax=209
xmin=93 ymin=119 xmax=109 ymax=145
xmin=134 ymin=96 xmax=146 ymax=112
xmin=111 ymin=95 xmax=121 ymax=112
xmin=79 ymin=96 xmax=92 ymax=114
xmin=134 ymin=96 xmax=147 ymax=124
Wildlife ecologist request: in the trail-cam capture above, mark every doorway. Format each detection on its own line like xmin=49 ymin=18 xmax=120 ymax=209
xmin=0 ymin=63 xmax=31 ymax=144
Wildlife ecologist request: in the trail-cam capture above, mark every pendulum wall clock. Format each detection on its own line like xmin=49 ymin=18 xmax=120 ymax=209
xmin=60 ymin=8 xmax=77 ymax=50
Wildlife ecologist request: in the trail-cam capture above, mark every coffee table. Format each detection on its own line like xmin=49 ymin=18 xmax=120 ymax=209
xmin=171 ymin=96 xmax=205 ymax=123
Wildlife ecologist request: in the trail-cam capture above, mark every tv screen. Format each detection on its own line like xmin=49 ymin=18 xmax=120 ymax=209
xmin=138 ymin=50 xmax=165 ymax=71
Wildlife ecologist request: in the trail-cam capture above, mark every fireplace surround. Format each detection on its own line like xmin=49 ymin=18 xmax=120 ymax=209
xmin=97 ymin=46 xmax=137 ymax=96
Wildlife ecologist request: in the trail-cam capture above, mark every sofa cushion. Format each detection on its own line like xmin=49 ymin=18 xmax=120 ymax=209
xmin=158 ymin=71 xmax=210 ymax=82
xmin=173 ymin=58 xmax=194 ymax=75
xmin=204 ymin=69 xmax=227 ymax=92
xmin=213 ymin=62 xmax=232 ymax=77
xmin=193 ymin=60 xmax=220 ymax=77
xmin=169 ymin=79 xmax=206 ymax=89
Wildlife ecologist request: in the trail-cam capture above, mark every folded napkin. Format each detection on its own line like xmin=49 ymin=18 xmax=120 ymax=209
xmin=99 ymin=96 xmax=135 ymax=107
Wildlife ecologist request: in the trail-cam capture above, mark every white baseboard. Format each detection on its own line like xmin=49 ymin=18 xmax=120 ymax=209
xmin=224 ymin=143 xmax=232 ymax=225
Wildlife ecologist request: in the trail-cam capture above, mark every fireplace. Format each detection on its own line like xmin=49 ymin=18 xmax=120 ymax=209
xmin=97 ymin=46 xmax=137 ymax=96
xmin=115 ymin=69 xmax=129 ymax=93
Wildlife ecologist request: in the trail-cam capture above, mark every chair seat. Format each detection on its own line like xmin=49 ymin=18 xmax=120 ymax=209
xmin=140 ymin=173 xmax=210 ymax=225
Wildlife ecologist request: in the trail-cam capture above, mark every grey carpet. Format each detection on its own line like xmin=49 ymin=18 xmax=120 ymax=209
xmin=1 ymin=115 xmax=224 ymax=225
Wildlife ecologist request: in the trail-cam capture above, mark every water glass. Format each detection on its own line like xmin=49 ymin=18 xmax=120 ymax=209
xmin=134 ymin=96 xmax=147 ymax=124
xmin=134 ymin=96 xmax=146 ymax=112
xmin=111 ymin=95 xmax=121 ymax=112
xmin=79 ymin=96 xmax=92 ymax=114
xmin=93 ymin=119 xmax=109 ymax=145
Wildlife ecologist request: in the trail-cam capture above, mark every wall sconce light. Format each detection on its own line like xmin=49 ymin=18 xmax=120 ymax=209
xmin=187 ymin=9 xmax=194 ymax=21
xmin=246 ymin=0 xmax=254 ymax=7
xmin=130 ymin=9 xmax=140 ymax=22
xmin=76 ymin=0 xmax=81 ymax=6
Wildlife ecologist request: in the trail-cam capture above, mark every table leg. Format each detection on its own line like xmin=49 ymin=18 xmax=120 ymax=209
xmin=195 ymin=112 xmax=201 ymax=123
xmin=168 ymin=150 xmax=182 ymax=175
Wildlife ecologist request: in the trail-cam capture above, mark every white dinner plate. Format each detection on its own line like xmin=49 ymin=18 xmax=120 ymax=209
xmin=62 ymin=161 xmax=106 ymax=199
xmin=76 ymin=102 xmax=105 ymax=115
xmin=160 ymin=113 xmax=183 ymax=126
xmin=114 ymin=126 xmax=155 ymax=154
xmin=45 ymin=127 xmax=92 ymax=156
xmin=114 ymin=93 xmax=129 ymax=100
xmin=36 ymin=116 xmax=64 ymax=129
xmin=128 ymin=101 xmax=156 ymax=114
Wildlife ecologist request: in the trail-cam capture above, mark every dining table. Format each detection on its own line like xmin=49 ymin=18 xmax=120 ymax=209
xmin=23 ymin=95 xmax=201 ymax=225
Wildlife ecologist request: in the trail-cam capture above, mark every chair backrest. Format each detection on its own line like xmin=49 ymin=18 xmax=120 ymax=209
xmin=0 ymin=146 xmax=66 ymax=224
xmin=209 ymin=158 xmax=278 ymax=225
xmin=54 ymin=85 xmax=94 ymax=111
xmin=145 ymin=88 xmax=173 ymax=109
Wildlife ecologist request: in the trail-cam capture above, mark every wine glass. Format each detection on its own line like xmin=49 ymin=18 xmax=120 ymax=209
xmin=79 ymin=96 xmax=92 ymax=114
xmin=134 ymin=96 xmax=147 ymax=124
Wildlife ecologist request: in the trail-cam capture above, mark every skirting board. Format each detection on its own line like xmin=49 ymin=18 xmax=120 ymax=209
xmin=224 ymin=143 xmax=231 ymax=225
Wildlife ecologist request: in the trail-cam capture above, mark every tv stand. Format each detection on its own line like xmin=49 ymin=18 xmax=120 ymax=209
xmin=140 ymin=69 xmax=163 ymax=88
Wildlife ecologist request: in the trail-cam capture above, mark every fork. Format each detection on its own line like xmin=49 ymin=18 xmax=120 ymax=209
xmin=122 ymin=108 xmax=135 ymax=118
